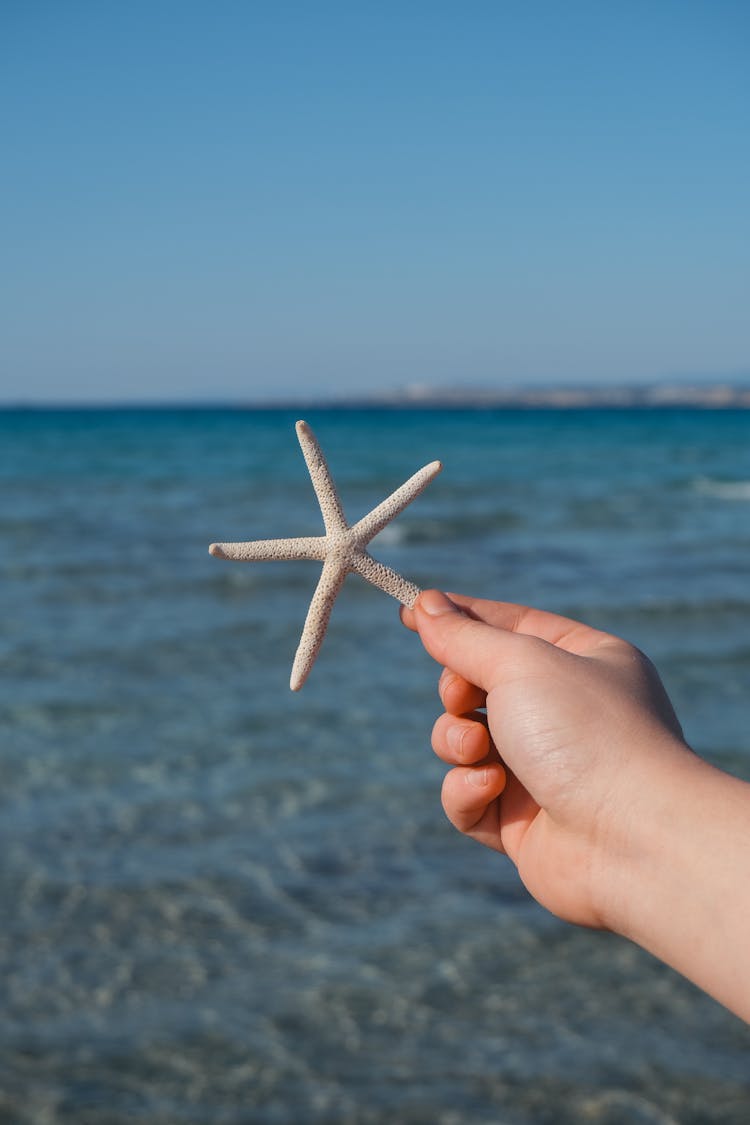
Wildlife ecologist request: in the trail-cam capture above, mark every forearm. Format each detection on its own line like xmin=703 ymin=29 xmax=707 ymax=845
xmin=606 ymin=748 xmax=750 ymax=1022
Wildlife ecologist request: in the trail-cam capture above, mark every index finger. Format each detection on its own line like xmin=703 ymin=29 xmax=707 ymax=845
xmin=436 ymin=592 xmax=612 ymax=655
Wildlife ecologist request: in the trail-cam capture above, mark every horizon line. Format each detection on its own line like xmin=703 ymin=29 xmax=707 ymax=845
xmin=3 ymin=380 xmax=750 ymax=412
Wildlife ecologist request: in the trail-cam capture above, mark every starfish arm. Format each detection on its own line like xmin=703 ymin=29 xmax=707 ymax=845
xmin=350 ymin=461 xmax=442 ymax=544
xmin=290 ymin=555 xmax=349 ymax=691
xmin=295 ymin=420 xmax=348 ymax=534
xmin=352 ymin=551 xmax=422 ymax=609
xmin=209 ymin=536 xmax=327 ymax=562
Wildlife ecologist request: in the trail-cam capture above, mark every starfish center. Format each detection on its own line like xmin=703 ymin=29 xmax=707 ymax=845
xmin=326 ymin=529 xmax=356 ymax=550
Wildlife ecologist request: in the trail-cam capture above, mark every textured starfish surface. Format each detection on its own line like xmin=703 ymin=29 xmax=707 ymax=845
xmin=209 ymin=420 xmax=442 ymax=690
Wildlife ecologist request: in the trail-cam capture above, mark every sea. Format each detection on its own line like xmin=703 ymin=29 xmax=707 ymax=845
xmin=1 ymin=406 xmax=749 ymax=1124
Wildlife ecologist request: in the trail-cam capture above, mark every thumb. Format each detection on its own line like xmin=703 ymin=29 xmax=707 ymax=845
xmin=412 ymin=590 xmax=518 ymax=692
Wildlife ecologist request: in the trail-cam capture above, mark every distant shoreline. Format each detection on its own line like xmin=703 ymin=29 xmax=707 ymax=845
xmin=3 ymin=382 xmax=750 ymax=411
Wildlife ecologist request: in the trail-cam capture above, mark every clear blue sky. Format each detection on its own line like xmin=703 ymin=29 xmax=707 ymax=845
xmin=2 ymin=1 xmax=748 ymax=402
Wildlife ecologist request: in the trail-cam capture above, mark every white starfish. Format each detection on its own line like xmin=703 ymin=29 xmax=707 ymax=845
xmin=209 ymin=420 xmax=442 ymax=691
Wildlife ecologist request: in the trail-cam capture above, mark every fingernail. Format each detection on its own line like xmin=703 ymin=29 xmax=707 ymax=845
xmin=439 ymin=668 xmax=455 ymax=697
xmin=467 ymin=768 xmax=487 ymax=788
xmin=419 ymin=590 xmax=456 ymax=616
xmin=446 ymin=725 xmax=464 ymax=755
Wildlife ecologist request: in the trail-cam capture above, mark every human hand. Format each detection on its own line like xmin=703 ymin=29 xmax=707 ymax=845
xmin=401 ymin=590 xmax=690 ymax=931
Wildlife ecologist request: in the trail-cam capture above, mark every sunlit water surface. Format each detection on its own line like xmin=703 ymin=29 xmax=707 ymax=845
xmin=1 ymin=407 xmax=749 ymax=1123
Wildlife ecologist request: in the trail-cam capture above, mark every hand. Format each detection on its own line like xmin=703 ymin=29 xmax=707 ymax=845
xmin=402 ymin=589 xmax=750 ymax=1021
xmin=401 ymin=589 xmax=689 ymax=931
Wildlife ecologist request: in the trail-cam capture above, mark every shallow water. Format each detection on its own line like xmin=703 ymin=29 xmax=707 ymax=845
xmin=1 ymin=406 xmax=749 ymax=1123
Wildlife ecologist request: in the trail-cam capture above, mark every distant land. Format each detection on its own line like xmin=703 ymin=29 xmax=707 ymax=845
xmin=251 ymin=380 xmax=750 ymax=410
xmin=3 ymin=380 xmax=750 ymax=410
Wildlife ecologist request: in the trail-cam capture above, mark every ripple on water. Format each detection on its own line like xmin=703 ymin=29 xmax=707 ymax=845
xmin=1 ymin=408 xmax=750 ymax=1122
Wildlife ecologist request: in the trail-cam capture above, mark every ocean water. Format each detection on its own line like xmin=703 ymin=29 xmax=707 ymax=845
xmin=1 ymin=406 xmax=749 ymax=1124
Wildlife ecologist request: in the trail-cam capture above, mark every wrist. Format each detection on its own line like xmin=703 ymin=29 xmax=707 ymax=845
xmin=594 ymin=742 xmax=750 ymax=1020
xmin=589 ymin=736 xmax=708 ymax=938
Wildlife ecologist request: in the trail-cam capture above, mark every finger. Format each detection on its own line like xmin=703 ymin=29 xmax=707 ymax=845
xmin=432 ymin=711 xmax=490 ymax=765
xmin=405 ymin=591 xmax=611 ymax=656
xmin=412 ymin=590 xmax=531 ymax=692
xmin=441 ymin=763 xmax=507 ymax=850
xmin=442 ymin=591 xmax=612 ymax=653
xmin=438 ymin=667 xmax=487 ymax=715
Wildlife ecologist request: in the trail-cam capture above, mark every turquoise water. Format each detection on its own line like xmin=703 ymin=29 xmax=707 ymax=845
xmin=1 ymin=406 xmax=749 ymax=1123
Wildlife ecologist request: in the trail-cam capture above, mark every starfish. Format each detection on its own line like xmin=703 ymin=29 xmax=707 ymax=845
xmin=209 ymin=420 xmax=442 ymax=690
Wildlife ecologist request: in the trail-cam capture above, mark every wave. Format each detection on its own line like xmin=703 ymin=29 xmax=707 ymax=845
xmin=376 ymin=511 xmax=522 ymax=546
xmin=372 ymin=524 xmax=407 ymax=546
xmin=693 ymin=477 xmax=750 ymax=500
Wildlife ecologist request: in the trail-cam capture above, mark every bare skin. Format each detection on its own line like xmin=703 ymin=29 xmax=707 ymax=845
xmin=401 ymin=589 xmax=750 ymax=1022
